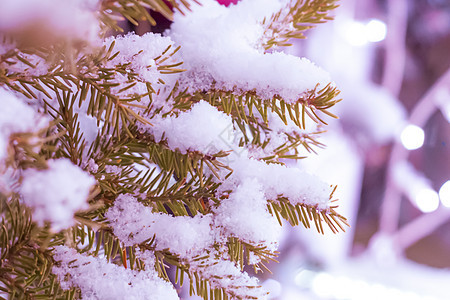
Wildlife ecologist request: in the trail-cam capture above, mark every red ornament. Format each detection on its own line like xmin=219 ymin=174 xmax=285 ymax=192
xmin=216 ymin=0 xmax=240 ymax=7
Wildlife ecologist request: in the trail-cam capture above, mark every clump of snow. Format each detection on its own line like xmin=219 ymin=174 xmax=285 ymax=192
xmin=169 ymin=0 xmax=332 ymax=103
xmin=219 ymin=155 xmax=332 ymax=209
xmin=83 ymin=158 xmax=99 ymax=173
xmin=0 ymin=0 xmax=100 ymax=43
xmin=0 ymin=88 xmax=49 ymax=162
xmin=104 ymin=32 xmax=181 ymax=112
xmin=213 ymin=178 xmax=281 ymax=250
xmin=20 ymin=159 xmax=95 ymax=230
xmin=106 ymin=194 xmax=215 ymax=258
xmin=105 ymin=33 xmax=178 ymax=88
xmin=52 ymin=245 xmax=179 ymax=300
xmin=149 ymin=101 xmax=236 ymax=154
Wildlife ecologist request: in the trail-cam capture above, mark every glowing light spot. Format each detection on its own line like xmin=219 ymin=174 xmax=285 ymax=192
xmin=342 ymin=21 xmax=368 ymax=46
xmin=400 ymin=125 xmax=425 ymax=150
xmin=414 ymin=188 xmax=439 ymax=213
xmin=311 ymin=272 xmax=334 ymax=298
xmin=366 ymin=19 xmax=387 ymax=42
xmin=341 ymin=19 xmax=387 ymax=46
xmin=439 ymin=180 xmax=450 ymax=207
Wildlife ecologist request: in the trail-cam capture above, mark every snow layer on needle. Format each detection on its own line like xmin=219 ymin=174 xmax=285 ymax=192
xmin=213 ymin=178 xmax=281 ymax=250
xmin=104 ymin=33 xmax=180 ymax=105
xmin=191 ymin=255 xmax=268 ymax=300
xmin=20 ymin=159 xmax=95 ymax=231
xmin=0 ymin=88 xmax=49 ymax=162
xmin=220 ymin=155 xmax=332 ymax=210
xmin=169 ymin=0 xmax=332 ymax=103
xmin=149 ymin=101 xmax=236 ymax=155
xmin=250 ymin=111 xmax=321 ymax=158
xmin=0 ymin=43 xmax=49 ymax=77
xmin=0 ymin=0 xmax=100 ymax=43
xmin=52 ymin=246 xmax=179 ymax=300
xmin=106 ymin=194 xmax=215 ymax=258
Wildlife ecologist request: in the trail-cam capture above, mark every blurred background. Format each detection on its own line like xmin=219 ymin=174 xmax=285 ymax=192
xmin=264 ymin=0 xmax=450 ymax=299
xmin=128 ymin=0 xmax=450 ymax=298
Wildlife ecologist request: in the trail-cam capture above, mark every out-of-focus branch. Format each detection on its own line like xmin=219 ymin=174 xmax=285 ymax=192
xmin=381 ymin=0 xmax=408 ymax=97
xmin=379 ymin=68 xmax=450 ymax=237
xmin=394 ymin=208 xmax=450 ymax=251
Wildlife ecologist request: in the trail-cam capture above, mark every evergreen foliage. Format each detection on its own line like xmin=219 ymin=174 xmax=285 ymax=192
xmin=0 ymin=0 xmax=347 ymax=299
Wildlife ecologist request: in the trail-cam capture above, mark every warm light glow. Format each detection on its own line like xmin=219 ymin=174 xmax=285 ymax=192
xmin=439 ymin=180 xmax=450 ymax=207
xmin=366 ymin=19 xmax=387 ymax=42
xmin=414 ymin=188 xmax=440 ymax=213
xmin=400 ymin=124 xmax=425 ymax=150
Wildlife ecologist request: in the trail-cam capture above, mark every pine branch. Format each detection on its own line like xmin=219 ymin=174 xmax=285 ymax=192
xmin=0 ymin=1 xmax=347 ymax=299
xmin=268 ymin=190 xmax=349 ymax=234
xmin=180 ymin=83 xmax=340 ymax=130
xmin=262 ymin=0 xmax=339 ymax=50
xmin=0 ymin=197 xmax=72 ymax=299
xmin=176 ymin=83 xmax=340 ymax=163
xmin=1 ymin=42 xmax=184 ymax=137
xmin=99 ymin=0 xmax=200 ymax=32
xmin=153 ymin=249 xmax=266 ymax=300
xmin=227 ymin=237 xmax=279 ymax=274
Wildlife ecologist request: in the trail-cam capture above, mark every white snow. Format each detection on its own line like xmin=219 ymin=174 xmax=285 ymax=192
xmin=169 ymin=0 xmax=332 ymax=103
xmin=20 ymin=159 xmax=95 ymax=230
xmin=106 ymin=194 xmax=215 ymax=257
xmin=148 ymin=101 xmax=236 ymax=154
xmin=213 ymin=178 xmax=281 ymax=250
xmin=0 ymin=46 xmax=49 ymax=77
xmin=0 ymin=88 xmax=49 ymax=162
xmin=220 ymin=155 xmax=333 ymax=209
xmin=250 ymin=111 xmax=321 ymax=158
xmin=104 ymin=32 xmax=180 ymax=105
xmin=191 ymin=255 xmax=268 ymax=300
xmin=0 ymin=0 xmax=100 ymax=43
xmin=52 ymin=245 xmax=179 ymax=300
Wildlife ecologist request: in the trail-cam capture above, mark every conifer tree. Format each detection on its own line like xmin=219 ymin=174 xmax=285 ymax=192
xmin=0 ymin=0 xmax=348 ymax=299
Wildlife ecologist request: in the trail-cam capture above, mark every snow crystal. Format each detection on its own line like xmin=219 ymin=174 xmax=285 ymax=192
xmin=84 ymin=158 xmax=99 ymax=173
xmin=169 ymin=0 xmax=332 ymax=103
xmin=52 ymin=245 xmax=179 ymax=300
xmin=0 ymin=0 xmax=100 ymax=43
xmin=20 ymin=159 xmax=95 ymax=231
xmin=149 ymin=101 xmax=236 ymax=154
xmin=0 ymin=88 xmax=49 ymax=162
xmin=106 ymin=194 xmax=215 ymax=257
xmin=213 ymin=178 xmax=281 ymax=250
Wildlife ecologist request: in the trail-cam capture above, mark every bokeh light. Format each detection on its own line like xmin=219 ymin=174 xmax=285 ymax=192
xmin=400 ymin=125 xmax=425 ymax=150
